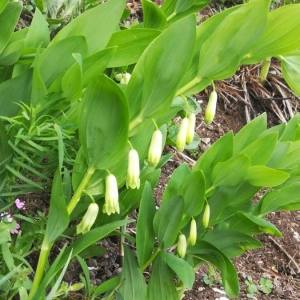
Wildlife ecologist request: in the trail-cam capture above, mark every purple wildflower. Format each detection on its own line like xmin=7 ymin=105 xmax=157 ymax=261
xmin=15 ymin=198 xmax=25 ymax=210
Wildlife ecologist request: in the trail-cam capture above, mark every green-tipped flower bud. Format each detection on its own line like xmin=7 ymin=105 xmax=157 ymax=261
xmin=76 ymin=203 xmax=99 ymax=234
xmin=126 ymin=149 xmax=140 ymax=189
xmin=69 ymin=283 xmax=85 ymax=291
xmin=176 ymin=117 xmax=189 ymax=152
xmin=188 ymin=219 xmax=197 ymax=246
xmin=103 ymin=174 xmax=120 ymax=215
xmin=202 ymin=204 xmax=210 ymax=228
xmin=148 ymin=129 xmax=163 ymax=167
xmin=186 ymin=113 xmax=196 ymax=145
xmin=205 ymin=91 xmax=218 ymax=125
xmin=177 ymin=234 xmax=187 ymax=258
xmin=115 ymin=73 xmax=131 ymax=84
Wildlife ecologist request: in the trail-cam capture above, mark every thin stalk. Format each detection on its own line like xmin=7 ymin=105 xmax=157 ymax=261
xmin=258 ymin=57 xmax=271 ymax=83
xmin=28 ymin=240 xmax=52 ymax=299
xmin=166 ymin=12 xmax=176 ymax=21
xmin=176 ymin=76 xmax=202 ymax=97
xmin=140 ymin=247 xmax=161 ymax=272
xmin=67 ymin=166 xmax=95 ymax=214
xmin=129 ymin=115 xmax=143 ymax=132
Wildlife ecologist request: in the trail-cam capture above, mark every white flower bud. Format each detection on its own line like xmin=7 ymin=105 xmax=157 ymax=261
xmin=76 ymin=203 xmax=99 ymax=234
xmin=205 ymin=91 xmax=218 ymax=125
xmin=177 ymin=234 xmax=187 ymax=258
xmin=186 ymin=113 xmax=196 ymax=145
xmin=202 ymin=204 xmax=210 ymax=228
xmin=126 ymin=149 xmax=140 ymax=189
xmin=176 ymin=117 xmax=189 ymax=152
xmin=103 ymin=174 xmax=119 ymax=215
xmin=188 ymin=219 xmax=197 ymax=246
xmin=148 ymin=129 xmax=163 ymax=167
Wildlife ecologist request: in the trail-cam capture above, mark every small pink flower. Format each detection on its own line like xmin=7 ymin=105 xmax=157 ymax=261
xmin=15 ymin=198 xmax=25 ymax=210
xmin=11 ymin=223 xmax=20 ymax=234
xmin=6 ymin=213 xmax=13 ymax=222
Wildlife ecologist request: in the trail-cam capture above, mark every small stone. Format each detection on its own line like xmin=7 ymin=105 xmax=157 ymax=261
xmin=106 ymin=270 xmax=113 ymax=277
xmin=99 ymin=260 xmax=108 ymax=267
xmin=202 ymin=138 xmax=211 ymax=145
xmin=103 ymin=253 xmax=109 ymax=259
xmin=116 ymin=267 xmax=122 ymax=274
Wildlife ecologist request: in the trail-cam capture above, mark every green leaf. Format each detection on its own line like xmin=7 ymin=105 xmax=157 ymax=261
xmin=142 ymin=0 xmax=167 ymax=30
xmin=126 ymin=15 xmax=196 ymax=128
xmin=244 ymin=166 xmax=289 ymax=187
xmin=39 ymin=36 xmax=87 ymax=88
xmin=153 ymin=196 xmax=184 ymax=248
xmin=136 ymin=182 xmax=156 ymax=267
xmin=240 ymin=132 xmax=278 ymax=166
xmin=243 ymin=5 xmax=300 ymax=64
xmin=0 ymin=120 xmax=12 ymax=168
xmin=51 ymin=0 xmax=126 ymax=55
xmin=148 ymin=252 xmax=179 ymax=300
xmin=233 ymin=113 xmax=267 ymax=155
xmin=0 ymin=2 xmax=22 ymax=54
xmin=175 ymin=0 xmax=196 ymax=13
xmin=203 ymin=230 xmax=262 ymax=258
xmin=92 ymin=277 xmax=120 ymax=298
xmin=257 ymin=182 xmax=300 ymax=216
xmin=44 ymin=168 xmax=69 ymax=244
xmin=79 ymin=75 xmax=129 ymax=170
xmin=179 ymin=170 xmax=206 ymax=216
xmin=119 ymin=245 xmax=147 ymax=300
xmin=280 ymin=114 xmax=300 ymax=142
xmin=24 ymin=8 xmax=50 ymax=48
xmin=277 ymin=140 xmax=300 ymax=169
xmin=188 ymin=240 xmax=239 ymax=297
xmin=228 ymin=212 xmax=282 ymax=237
xmin=165 ymin=253 xmax=195 ymax=289
xmin=106 ymin=29 xmax=160 ymax=68
xmin=267 ymin=142 xmax=291 ymax=169
xmin=0 ymin=0 xmax=8 ymax=14
xmin=193 ymin=131 xmax=233 ymax=186
xmin=162 ymin=163 xmax=191 ymax=202
xmin=212 ymin=154 xmax=251 ymax=188
xmin=197 ymin=0 xmax=269 ymax=80
xmin=0 ymin=39 xmax=23 ymax=66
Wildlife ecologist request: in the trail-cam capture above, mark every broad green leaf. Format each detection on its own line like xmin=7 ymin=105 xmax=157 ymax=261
xmin=165 ymin=253 xmax=195 ymax=289
xmin=203 ymin=230 xmax=262 ymax=258
xmin=82 ymin=47 xmax=116 ymax=88
xmin=44 ymin=168 xmax=69 ymax=244
xmin=179 ymin=170 xmax=206 ymax=216
xmin=212 ymin=154 xmax=251 ymax=188
xmin=267 ymin=142 xmax=291 ymax=169
xmin=0 ymin=2 xmax=22 ymax=54
xmin=142 ymin=0 xmax=167 ymax=30
xmin=197 ymin=0 xmax=269 ymax=80
xmin=0 ymin=222 xmax=15 ymax=244
xmin=153 ymin=196 xmax=184 ymax=248
xmin=0 ymin=0 xmax=8 ymax=14
xmin=175 ymin=0 xmax=196 ymax=13
xmin=233 ymin=113 xmax=267 ymax=155
xmin=0 ymin=40 xmax=23 ymax=66
xmin=79 ymin=75 xmax=129 ymax=170
xmin=188 ymin=240 xmax=239 ymax=297
xmin=193 ymin=131 xmax=233 ymax=187
xmin=243 ymin=5 xmax=300 ymax=64
xmin=51 ymin=0 xmax=126 ymax=55
xmin=277 ymin=140 xmax=300 ymax=169
xmin=148 ymin=252 xmax=179 ymax=300
xmin=39 ymin=36 xmax=87 ymax=88
xmin=136 ymin=182 xmax=156 ymax=267
xmin=119 ymin=245 xmax=147 ymax=300
xmin=280 ymin=50 xmax=300 ymax=96
xmin=0 ymin=69 xmax=32 ymax=117
xmin=106 ymin=29 xmax=160 ymax=68
xmin=126 ymin=15 xmax=196 ymax=130
xmin=257 ymin=182 xmax=300 ymax=216
xmin=62 ymin=53 xmax=82 ymax=101
xmin=228 ymin=212 xmax=281 ymax=237
xmin=24 ymin=8 xmax=50 ymax=48
xmin=240 ymin=132 xmax=278 ymax=166
xmin=280 ymin=113 xmax=300 ymax=142
xmin=162 ymin=163 xmax=191 ymax=202
xmin=244 ymin=165 xmax=289 ymax=187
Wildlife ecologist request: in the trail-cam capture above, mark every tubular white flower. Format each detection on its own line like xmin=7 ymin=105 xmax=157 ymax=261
xmin=148 ymin=129 xmax=163 ymax=167
xmin=126 ymin=149 xmax=140 ymax=189
xmin=205 ymin=91 xmax=218 ymax=125
xmin=103 ymin=174 xmax=120 ymax=215
xmin=186 ymin=113 xmax=196 ymax=145
xmin=188 ymin=219 xmax=197 ymax=246
xmin=76 ymin=203 xmax=99 ymax=234
xmin=176 ymin=117 xmax=189 ymax=152
xmin=177 ymin=234 xmax=187 ymax=258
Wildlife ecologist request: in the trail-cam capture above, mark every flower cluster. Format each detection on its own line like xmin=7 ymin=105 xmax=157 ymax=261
xmin=176 ymin=112 xmax=196 ymax=152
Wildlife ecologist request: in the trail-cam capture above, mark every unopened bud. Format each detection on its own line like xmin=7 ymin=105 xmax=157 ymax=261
xmin=126 ymin=149 xmax=140 ymax=189
xmin=177 ymin=234 xmax=187 ymax=258
xmin=202 ymin=204 xmax=210 ymax=228
xmin=76 ymin=203 xmax=99 ymax=234
xmin=115 ymin=73 xmax=131 ymax=84
xmin=186 ymin=113 xmax=196 ymax=145
xmin=176 ymin=117 xmax=189 ymax=152
xmin=69 ymin=283 xmax=84 ymax=291
xmin=103 ymin=174 xmax=120 ymax=215
xmin=188 ymin=219 xmax=197 ymax=246
xmin=205 ymin=91 xmax=218 ymax=125
xmin=148 ymin=129 xmax=163 ymax=167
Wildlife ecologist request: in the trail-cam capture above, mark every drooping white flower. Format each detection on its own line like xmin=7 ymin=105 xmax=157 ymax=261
xmin=176 ymin=117 xmax=189 ymax=152
xmin=148 ymin=129 xmax=163 ymax=167
xmin=103 ymin=174 xmax=120 ymax=215
xmin=76 ymin=203 xmax=99 ymax=234
xmin=126 ymin=149 xmax=140 ymax=189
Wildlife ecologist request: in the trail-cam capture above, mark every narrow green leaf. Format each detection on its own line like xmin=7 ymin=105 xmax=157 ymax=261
xmin=280 ymin=114 xmax=300 ymax=142
xmin=0 ymin=0 xmax=8 ymax=14
xmin=245 ymin=165 xmax=289 ymax=187
xmin=93 ymin=276 xmax=120 ymax=298
xmin=51 ymin=0 xmax=126 ymax=55
xmin=142 ymin=0 xmax=167 ymax=30
xmin=267 ymin=142 xmax=291 ymax=169
xmin=277 ymin=140 xmax=300 ymax=168
xmin=148 ymin=252 xmax=179 ymax=300
xmin=0 ymin=39 xmax=23 ymax=66
xmin=0 ymin=120 xmax=12 ymax=168
xmin=212 ymin=154 xmax=251 ymax=188
xmin=119 ymin=245 xmax=147 ymax=300
xmin=76 ymin=256 xmax=91 ymax=296
xmin=136 ymin=182 xmax=156 ymax=267
xmin=79 ymin=75 xmax=129 ymax=170
xmin=153 ymin=196 xmax=184 ymax=248
xmin=165 ymin=253 xmax=195 ymax=289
